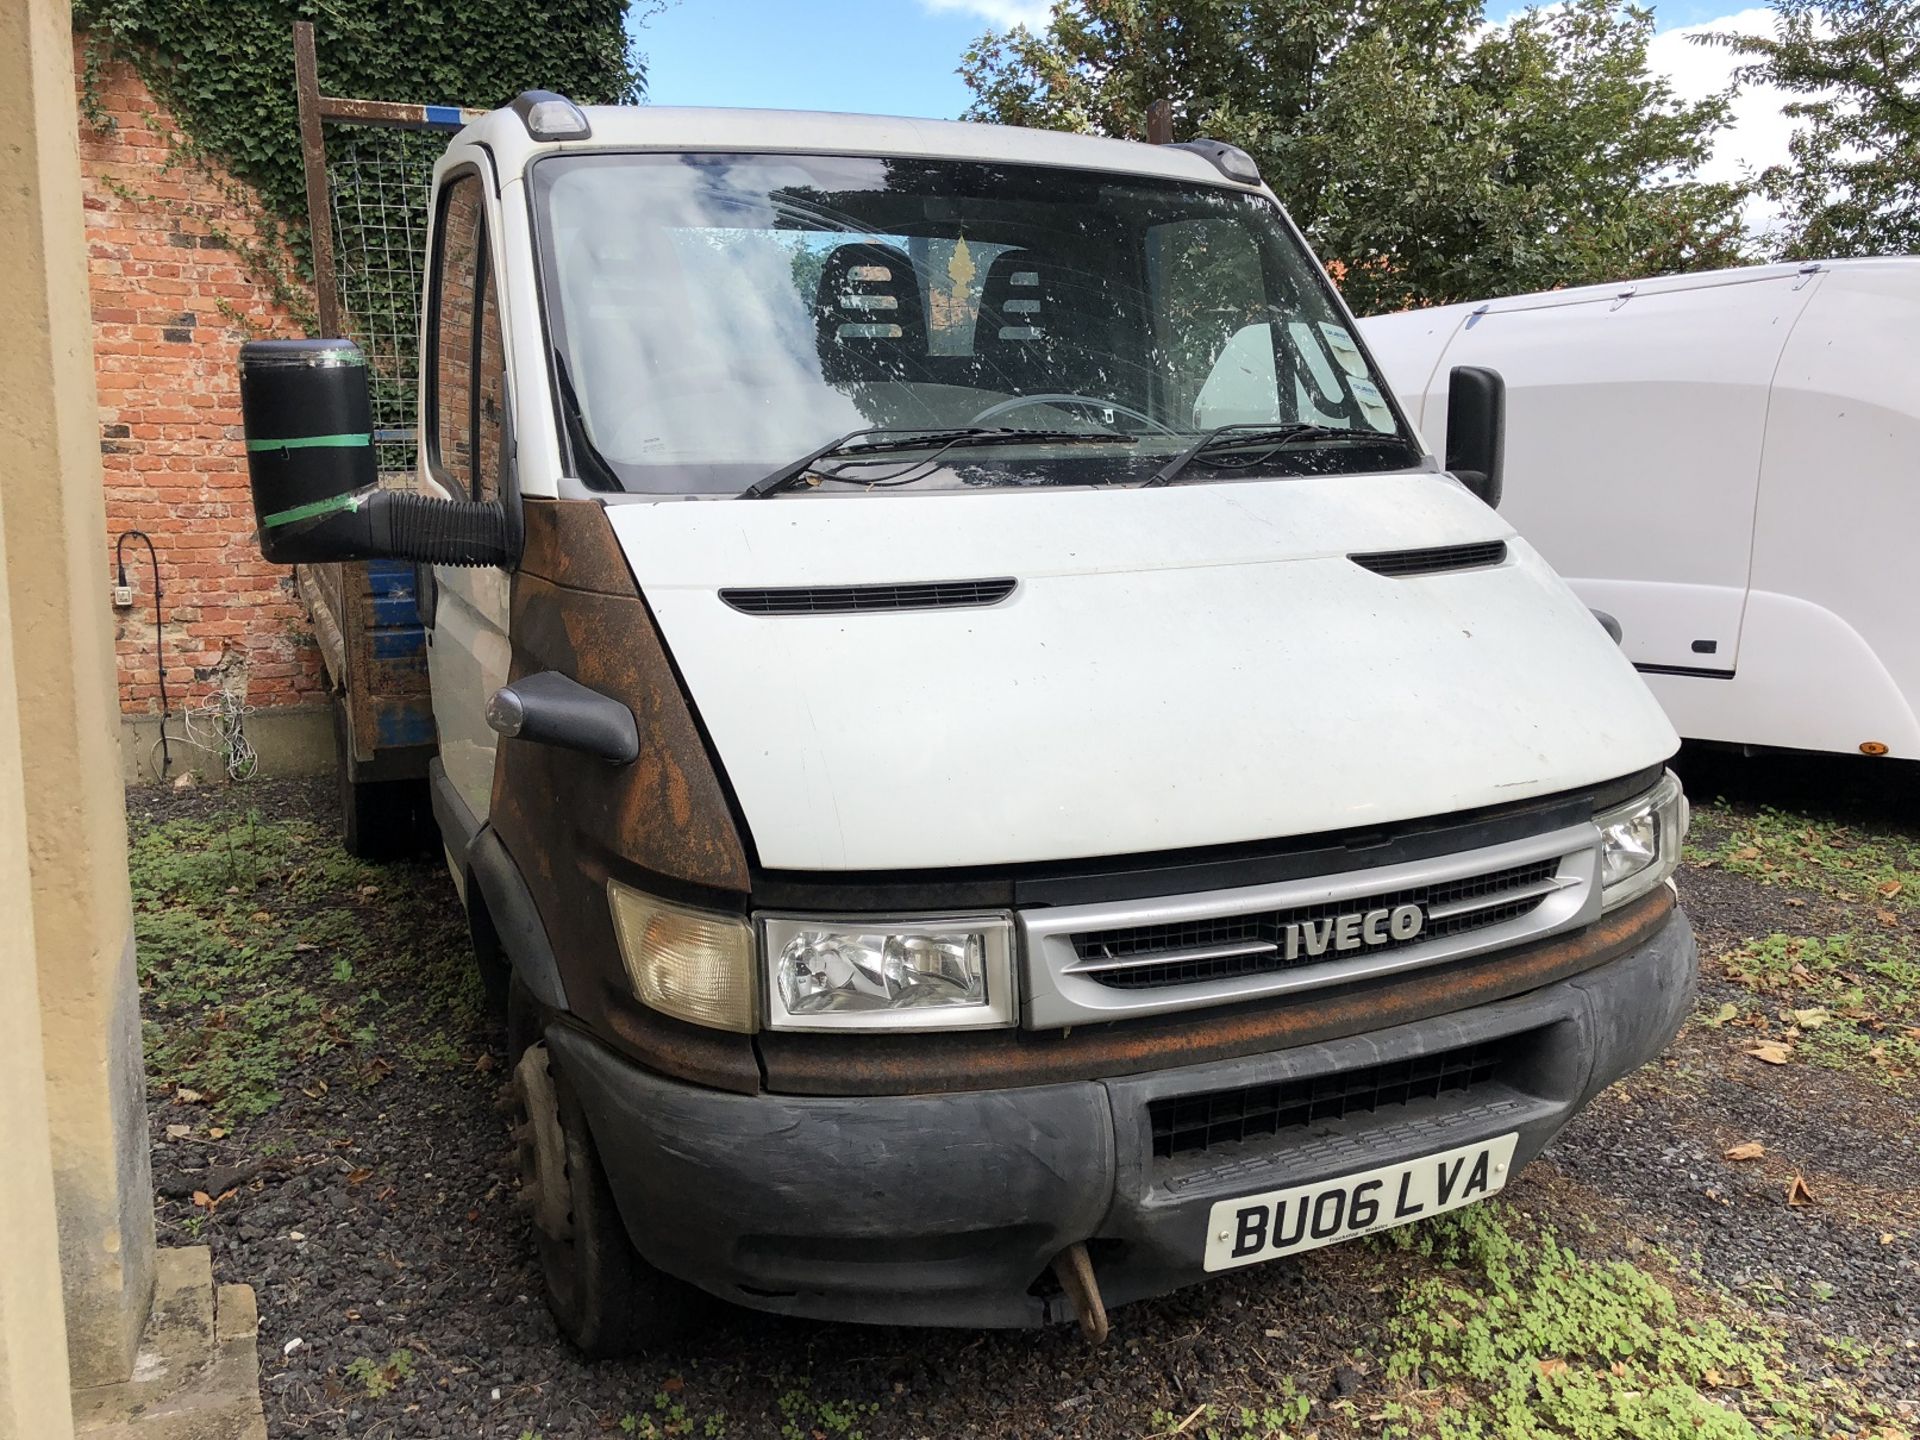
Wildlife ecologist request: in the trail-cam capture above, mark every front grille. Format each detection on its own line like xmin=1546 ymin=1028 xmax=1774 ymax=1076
xmin=1071 ymin=857 xmax=1561 ymax=990
xmin=720 ymin=577 xmax=1016 ymax=615
xmin=1351 ymin=540 xmax=1507 ymax=577
xmin=1149 ymin=1039 xmax=1510 ymax=1158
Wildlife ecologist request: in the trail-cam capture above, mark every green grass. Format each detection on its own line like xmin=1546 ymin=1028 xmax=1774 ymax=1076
xmin=1369 ymin=1203 xmax=1897 ymax=1439
xmin=131 ymin=809 xmax=482 ymax=1121
xmin=1717 ymin=931 xmax=1920 ymax=1083
xmin=1692 ymin=807 xmax=1920 ymax=908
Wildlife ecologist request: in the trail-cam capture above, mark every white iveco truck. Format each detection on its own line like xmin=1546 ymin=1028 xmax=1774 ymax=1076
xmin=236 ymin=94 xmax=1695 ymax=1353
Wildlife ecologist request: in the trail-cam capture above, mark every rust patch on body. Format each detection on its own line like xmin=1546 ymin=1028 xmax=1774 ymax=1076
xmin=487 ymin=499 xmax=756 ymax=1091
xmin=519 ymin=496 xmax=641 ymax=595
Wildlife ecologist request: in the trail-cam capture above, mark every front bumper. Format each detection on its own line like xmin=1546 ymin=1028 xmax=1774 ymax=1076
xmin=551 ymin=903 xmax=1696 ymax=1328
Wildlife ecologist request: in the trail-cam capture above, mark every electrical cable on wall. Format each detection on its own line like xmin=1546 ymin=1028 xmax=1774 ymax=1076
xmin=114 ymin=529 xmax=170 ymax=777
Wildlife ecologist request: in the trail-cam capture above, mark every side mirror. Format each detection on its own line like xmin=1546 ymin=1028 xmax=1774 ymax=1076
xmin=239 ymin=339 xmax=511 ymax=567
xmin=1444 ymin=365 xmax=1505 ymax=510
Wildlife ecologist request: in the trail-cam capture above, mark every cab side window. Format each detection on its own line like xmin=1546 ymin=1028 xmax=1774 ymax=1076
xmin=428 ymin=172 xmax=506 ymax=501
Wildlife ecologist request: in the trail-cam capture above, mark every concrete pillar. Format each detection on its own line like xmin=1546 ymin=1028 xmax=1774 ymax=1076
xmin=0 ymin=461 xmax=77 ymax=1438
xmin=0 ymin=0 xmax=156 ymax=1392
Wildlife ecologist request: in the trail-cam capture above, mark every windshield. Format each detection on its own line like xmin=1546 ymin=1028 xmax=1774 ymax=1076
xmin=531 ymin=152 xmax=1419 ymax=495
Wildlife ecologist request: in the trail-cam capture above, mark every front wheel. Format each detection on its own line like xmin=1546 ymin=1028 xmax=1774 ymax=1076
xmin=511 ymin=1039 xmax=709 ymax=1357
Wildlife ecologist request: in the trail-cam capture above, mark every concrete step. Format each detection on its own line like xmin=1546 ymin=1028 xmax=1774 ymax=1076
xmin=71 ymin=1247 xmax=266 ymax=1440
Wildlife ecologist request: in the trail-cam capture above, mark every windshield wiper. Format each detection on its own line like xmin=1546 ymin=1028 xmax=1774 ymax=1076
xmin=1142 ymin=423 xmax=1384 ymax=489
xmin=741 ymin=426 xmax=1135 ymax=499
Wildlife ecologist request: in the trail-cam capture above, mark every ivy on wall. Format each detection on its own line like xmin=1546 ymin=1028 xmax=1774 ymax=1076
xmin=74 ymin=0 xmax=651 ymax=267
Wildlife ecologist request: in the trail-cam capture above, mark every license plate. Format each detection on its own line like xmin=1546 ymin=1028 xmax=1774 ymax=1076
xmin=1202 ymin=1132 xmax=1519 ymax=1272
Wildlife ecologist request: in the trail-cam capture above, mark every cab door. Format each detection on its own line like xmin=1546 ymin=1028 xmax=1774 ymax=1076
xmin=1432 ymin=271 xmax=1816 ymax=674
xmin=420 ymin=160 xmax=513 ymax=825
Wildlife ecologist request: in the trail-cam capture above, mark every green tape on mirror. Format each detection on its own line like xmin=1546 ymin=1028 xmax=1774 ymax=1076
xmin=245 ymin=431 xmax=373 ymax=453
xmin=259 ymin=491 xmax=367 ymax=528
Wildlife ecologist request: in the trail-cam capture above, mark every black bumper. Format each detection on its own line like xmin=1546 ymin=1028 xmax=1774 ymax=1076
xmin=550 ymin=905 xmax=1697 ymax=1328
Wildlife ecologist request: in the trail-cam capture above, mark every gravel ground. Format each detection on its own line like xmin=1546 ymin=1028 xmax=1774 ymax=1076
xmin=132 ymin=755 xmax=1920 ymax=1439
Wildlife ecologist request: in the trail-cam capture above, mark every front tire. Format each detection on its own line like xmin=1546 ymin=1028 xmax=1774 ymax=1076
xmin=511 ymin=1037 xmax=708 ymax=1357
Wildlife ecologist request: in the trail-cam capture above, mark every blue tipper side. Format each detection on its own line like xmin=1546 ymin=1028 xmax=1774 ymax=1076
xmin=363 ymin=559 xmax=436 ymax=749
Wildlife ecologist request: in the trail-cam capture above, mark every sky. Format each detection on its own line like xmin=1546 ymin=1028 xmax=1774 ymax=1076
xmin=637 ymin=0 xmax=1797 ymax=232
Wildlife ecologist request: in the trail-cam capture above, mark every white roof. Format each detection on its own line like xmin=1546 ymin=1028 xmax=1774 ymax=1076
xmin=461 ymin=103 xmax=1250 ymax=190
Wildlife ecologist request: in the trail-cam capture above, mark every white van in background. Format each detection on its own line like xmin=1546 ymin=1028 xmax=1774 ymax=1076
xmin=1362 ymin=259 xmax=1920 ymax=765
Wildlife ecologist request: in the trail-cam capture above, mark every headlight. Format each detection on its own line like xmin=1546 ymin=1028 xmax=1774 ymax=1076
xmin=1595 ymin=769 xmax=1688 ymax=911
xmin=607 ymin=880 xmax=757 ymax=1032
xmin=761 ymin=914 xmax=1016 ymax=1031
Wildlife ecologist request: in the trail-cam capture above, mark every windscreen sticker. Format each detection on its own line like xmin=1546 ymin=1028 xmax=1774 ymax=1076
xmin=1319 ymin=323 xmax=1371 ymax=378
xmin=1349 ymin=377 xmax=1385 ymax=407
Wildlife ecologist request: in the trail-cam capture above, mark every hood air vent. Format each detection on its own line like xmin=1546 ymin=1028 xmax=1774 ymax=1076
xmin=720 ymin=577 xmax=1017 ymax=616
xmin=1350 ymin=540 xmax=1507 ymax=578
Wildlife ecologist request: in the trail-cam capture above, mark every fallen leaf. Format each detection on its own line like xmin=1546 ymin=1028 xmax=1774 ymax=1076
xmin=249 ymin=910 xmax=272 ymax=924
xmin=1705 ymin=1367 xmax=1724 ymax=1387
xmin=345 ymin=1167 xmax=373 ymax=1185
xmin=473 ymin=1053 xmax=496 ymax=1073
xmin=1790 ymin=1007 xmax=1830 ymax=1029
xmin=1837 ymin=891 xmax=1859 ymax=902
xmin=191 ymin=1190 xmax=212 ymax=1209
xmin=1783 ymin=897 xmax=1806 ymax=908
xmin=165 ymin=1124 xmax=191 ymax=1140
xmin=1724 ymin=1141 xmax=1766 ymax=1162
xmin=175 ymin=1087 xmax=204 ymax=1105
xmin=1877 ymin=909 xmax=1898 ymax=926
xmin=1786 ymin=1174 xmax=1816 ymax=1207
xmin=1735 ymin=847 xmax=1761 ymax=861
xmin=1538 ymin=1358 xmax=1569 ymax=1377
xmin=300 ymin=1080 xmax=328 ymax=1098
xmin=1881 ymin=1233 xmax=1896 ymax=1245
xmin=1877 ymin=880 xmax=1903 ymax=898
xmin=1746 ymin=1043 xmax=1792 ymax=1065
xmin=207 ymin=1127 xmax=227 ymax=1140
xmin=1705 ymin=1002 xmax=1738 ymax=1027
xmin=662 ymin=1376 xmax=685 ymax=1394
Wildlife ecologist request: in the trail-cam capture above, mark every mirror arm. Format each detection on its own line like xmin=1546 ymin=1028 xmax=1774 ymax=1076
xmin=366 ymin=491 xmax=513 ymax=567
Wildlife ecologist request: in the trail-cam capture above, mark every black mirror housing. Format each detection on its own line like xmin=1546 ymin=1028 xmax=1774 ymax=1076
xmin=1444 ymin=365 xmax=1506 ymax=510
xmin=239 ymin=339 xmax=511 ymax=567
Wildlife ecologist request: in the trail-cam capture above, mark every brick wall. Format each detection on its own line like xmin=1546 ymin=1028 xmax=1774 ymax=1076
xmin=76 ymin=37 xmax=325 ymax=723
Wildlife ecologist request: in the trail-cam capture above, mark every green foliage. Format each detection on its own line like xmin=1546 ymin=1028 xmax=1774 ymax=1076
xmin=1695 ymin=805 xmax=1920 ymax=906
xmin=345 ymin=1349 xmax=416 ymax=1400
xmin=1718 ymin=930 xmax=1920 ymax=1082
xmin=1696 ymin=0 xmax=1920 ymax=258
xmin=959 ymin=0 xmax=1751 ymax=313
xmin=72 ymin=0 xmax=651 ymax=269
xmin=131 ymin=810 xmax=481 ymax=1120
xmin=1376 ymin=1203 xmax=1891 ymax=1437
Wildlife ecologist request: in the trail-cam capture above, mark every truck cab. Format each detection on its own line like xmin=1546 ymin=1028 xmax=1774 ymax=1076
xmin=236 ymin=94 xmax=1696 ymax=1354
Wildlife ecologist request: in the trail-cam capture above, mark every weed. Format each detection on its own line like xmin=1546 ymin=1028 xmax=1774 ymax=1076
xmin=131 ymin=811 xmax=481 ymax=1121
xmin=1373 ymin=1202 xmax=1894 ymax=1438
xmin=775 ymin=1383 xmax=878 ymax=1440
xmin=1718 ymin=932 xmax=1920 ymax=1083
xmin=1695 ymin=806 xmax=1920 ymax=907
xmin=344 ymin=1349 xmax=415 ymax=1400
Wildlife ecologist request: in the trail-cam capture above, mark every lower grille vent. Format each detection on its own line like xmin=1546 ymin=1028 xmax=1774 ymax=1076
xmin=1351 ymin=540 xmax=1507 ymax=577
xmin=1149 ymin=1040 xmax=1510 ymax=1159
xmin=720 ymin=578 xmax=1016 ymax=615
xmin=1072 ymin=857 xmax=1562 ymax=990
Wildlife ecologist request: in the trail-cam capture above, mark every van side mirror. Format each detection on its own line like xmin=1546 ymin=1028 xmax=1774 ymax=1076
xmin=1444 ymin=365 xmax=1505 ymax=510
xmin=239 ymin=339 xmax=512 ymax=567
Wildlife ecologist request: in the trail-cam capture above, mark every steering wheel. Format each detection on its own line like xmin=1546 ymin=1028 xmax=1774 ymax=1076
xmin=969 ymin=393 xmax=1177 ymax=435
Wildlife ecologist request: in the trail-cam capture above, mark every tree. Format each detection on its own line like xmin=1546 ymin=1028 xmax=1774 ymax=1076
xmin=1697 ymin=0 xmax=1920 ymax=257
xmin=960 ymin=0 xmax=1751 ymax=313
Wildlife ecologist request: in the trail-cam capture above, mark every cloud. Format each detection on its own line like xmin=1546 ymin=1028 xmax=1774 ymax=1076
xmin=920 ymin=0 xmax=1055 ymax=31
xmin=1643 ymin=7 xmax=1799 ymax=232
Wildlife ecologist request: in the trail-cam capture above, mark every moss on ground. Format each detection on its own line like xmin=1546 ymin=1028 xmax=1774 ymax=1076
xmin=130 ymin=808 xmax=482 ymax=1120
